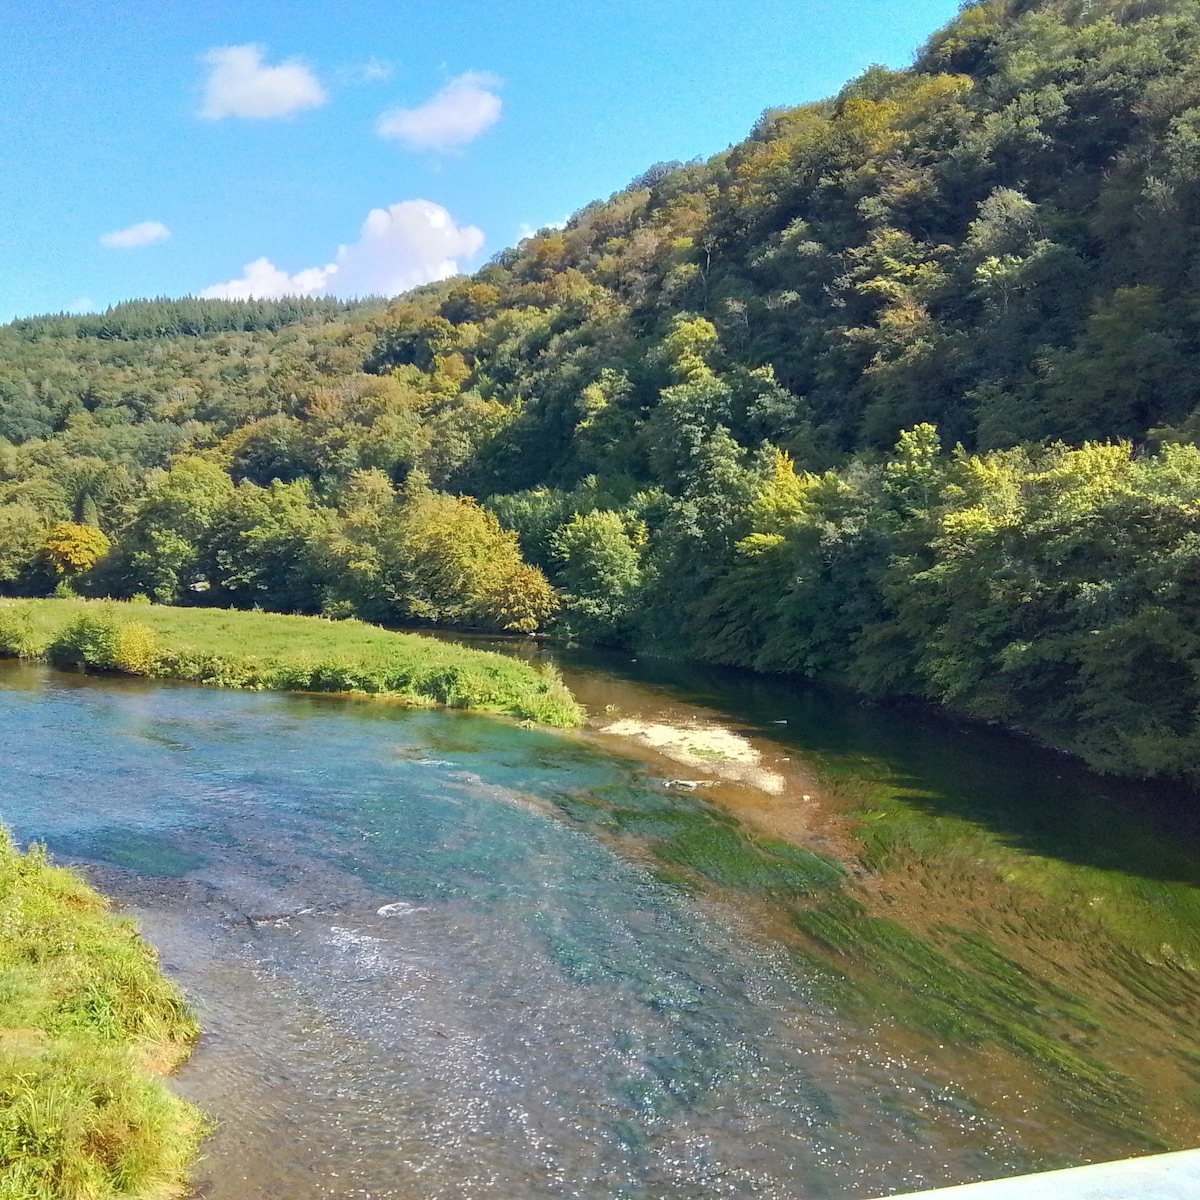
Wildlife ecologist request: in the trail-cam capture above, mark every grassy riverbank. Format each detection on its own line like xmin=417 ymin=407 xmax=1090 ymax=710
xmin=0 ymin=831 xmax=203 ymax=1198
xmin=0 ymin=600 xmax=583 ymax=726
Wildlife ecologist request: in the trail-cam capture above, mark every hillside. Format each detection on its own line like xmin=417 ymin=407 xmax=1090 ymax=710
xmin=5 ymin=0 xmax=1200 ymax=776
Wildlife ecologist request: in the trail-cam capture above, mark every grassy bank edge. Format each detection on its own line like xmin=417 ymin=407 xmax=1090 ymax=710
xmin=0 ymin=831 xmax=204 ymax=1198
xmin=0 ymin=599 xmax=584 ymax=727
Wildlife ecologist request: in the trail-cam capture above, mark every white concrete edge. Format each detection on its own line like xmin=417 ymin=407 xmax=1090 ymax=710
xmin=877 ymin=1147 xmax=1200 ymax=1199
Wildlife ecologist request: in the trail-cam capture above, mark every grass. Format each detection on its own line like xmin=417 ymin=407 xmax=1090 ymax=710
xmin=0 ymin=830 xmax=204 ymax=1199
xmin=0 ymin=600 xmax=583 ymax=727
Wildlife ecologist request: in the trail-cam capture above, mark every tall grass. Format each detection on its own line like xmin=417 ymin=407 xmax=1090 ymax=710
xmin=0 ymin=600 xmax=583 ymax=727
xmin=0 ymin=832 xmax=203 ymax=1198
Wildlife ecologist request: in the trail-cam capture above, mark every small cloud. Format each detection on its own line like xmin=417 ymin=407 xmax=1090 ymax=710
xmin=100 ymin=220 xmax=171 ymax=249
xmin=67 ymin=297 xmax=96 ymax=314
xmin=200 ymin=199 xmax=485 ymax=300
xmin=200 ymin=44 xmax=327 ymax=120
xmin=517 ymin=217 xmax=568 ymax=240
xmin=336 ymin=57 xmax=393 ymax=86
xmin=377 ymin=71 xmax=501 ymax=152
xmin=199 ymin=256 xmax=334 ymax=301
xmin=358 ymin=57 xmax=393 ymax=84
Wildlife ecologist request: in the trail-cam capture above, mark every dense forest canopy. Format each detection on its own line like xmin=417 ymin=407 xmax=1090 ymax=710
xmin=6 ymin=0 xmax=1200 ymax=777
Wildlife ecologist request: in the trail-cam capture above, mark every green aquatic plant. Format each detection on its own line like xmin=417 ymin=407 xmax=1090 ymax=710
xmin=639 ymin=810 xmax=846 ymax=896
xmin=793 ymin=897 xmax=1151 ymax=1138
xmin=546 ymin=780 xmax=846 ymax=897
xmin=543 ymin=748 xmax=1172 ymax=1143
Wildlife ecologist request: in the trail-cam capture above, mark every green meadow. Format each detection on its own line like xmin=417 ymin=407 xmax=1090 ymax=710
xmin=0 ymin=599 xmax=583 ymax=727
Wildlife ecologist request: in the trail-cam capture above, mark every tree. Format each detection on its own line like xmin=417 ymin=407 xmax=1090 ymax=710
xmin=115 ymin=458 xmax=235 ymax=602
xmin=0 ymin=504 xmax=49 ymax=592
xmin=201 ymin=479 xmax=331 ymax=613
xmin=323 ymin=476 xmax=559 ymax=633
xmin=551 ymin=510 xmax=644 ymax=642
xmin=43 ymin=522 xmax=111 ymax=578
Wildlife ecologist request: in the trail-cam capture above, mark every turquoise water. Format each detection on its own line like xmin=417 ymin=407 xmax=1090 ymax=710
xmin=0 ymin=663 xmax=1040 ymax=1199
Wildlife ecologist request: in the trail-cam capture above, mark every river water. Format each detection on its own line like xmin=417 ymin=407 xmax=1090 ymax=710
xmin=0 ymin=650 xmax=1198 ymax=1199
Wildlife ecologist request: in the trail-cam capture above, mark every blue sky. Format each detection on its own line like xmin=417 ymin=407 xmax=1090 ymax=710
xmin=0 ymin=0 xmax=964 ymax=320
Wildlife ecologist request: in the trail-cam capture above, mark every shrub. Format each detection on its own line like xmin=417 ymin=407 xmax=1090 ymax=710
xmin=45 ymin=612 xmax=159 ymax=676
xmin=46 ymin=612 xmax=123 ymax=671
xmin=320 ymin=597 xmax=356 ymax=620
xmin=112 ymin=622 xmax=160 ymax=675
xmin=0 ymin=607 xmax=33 ymax=658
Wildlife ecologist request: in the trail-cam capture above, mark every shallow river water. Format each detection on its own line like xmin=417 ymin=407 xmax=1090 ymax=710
xmin=0 ymin=650 xmax=1198 ymax=1198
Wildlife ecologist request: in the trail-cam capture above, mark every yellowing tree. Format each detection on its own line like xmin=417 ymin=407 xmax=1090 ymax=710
xmin=43 ymin=522 xmax=111 ymax=576
xmin=394 ymin=486 xmax=557 ymax=632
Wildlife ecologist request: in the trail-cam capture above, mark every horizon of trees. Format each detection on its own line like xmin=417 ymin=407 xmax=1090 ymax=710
xmin=6 ymin=0 xmax=1200 ymax=778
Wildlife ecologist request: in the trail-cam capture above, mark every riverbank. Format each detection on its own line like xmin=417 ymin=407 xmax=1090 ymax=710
xmin=0 ymin=600 xmax=583 ymax=726
xmin=0 ymin=829 xmax=203 ymax=1198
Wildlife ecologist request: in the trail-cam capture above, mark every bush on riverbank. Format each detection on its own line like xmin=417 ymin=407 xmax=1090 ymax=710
xmin=0 ymin=831 xmax=203 ymax=1198
xmin=1 ymin=599 xmax=583 ymax=726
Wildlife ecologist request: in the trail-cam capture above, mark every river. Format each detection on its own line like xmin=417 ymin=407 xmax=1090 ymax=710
xmin=0 ymin=646 xmax=1197 ymax=1199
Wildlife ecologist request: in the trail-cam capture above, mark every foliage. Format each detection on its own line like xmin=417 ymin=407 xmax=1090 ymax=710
xmin=107 ymin=458 xmax=235 ymax=603
xmin=7 ymin=0 xmax=1200 ymax=772
xmin=41 ymin=523 xmax=110 ymax=577
xmin=550 ymin=510 xmax=644 ymax=643
xmin=0 ymin=507 xmax=47 ymax=590
xmin=0 ymin=607 xmax=32 ymax=657
xmin=699 ymin=431 xmax=1200 ymax=777
xmin=319 ymin=472 xmax=558 ymax=632
xmin=46 ymin=612 xmax=161 ymax=676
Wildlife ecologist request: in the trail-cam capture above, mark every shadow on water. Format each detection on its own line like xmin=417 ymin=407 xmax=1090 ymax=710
xmin=533 ymin=645 xmax=1200 ymax=889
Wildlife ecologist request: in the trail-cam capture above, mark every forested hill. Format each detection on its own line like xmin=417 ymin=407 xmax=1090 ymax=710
xmin=400 ymin=0 xmax=1200 ymax=470
xmin=6 ymin=0 xmax=1200 ymax=779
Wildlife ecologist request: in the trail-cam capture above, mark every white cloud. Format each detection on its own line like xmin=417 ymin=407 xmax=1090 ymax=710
xmin=200 ymin=200 xmax=485 ymax=300
xmin=199 ymin=257 xmax=334 ymax=301
xmin=100 ymin=220 xmax=171 ymax=249
xmin=200 ymin=45 xmax=327 ymax=120
xmin=377 ymin=72 xmax=501 ymax=151
xmin=67 ymin=297 xmax=96 ymax=314
xmin=517 ymin=217 xmax=568 ymax=240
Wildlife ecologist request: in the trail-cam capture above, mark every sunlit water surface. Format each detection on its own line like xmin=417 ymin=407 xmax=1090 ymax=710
xmin=0 ymin=661 xmax=1174 ymax=1198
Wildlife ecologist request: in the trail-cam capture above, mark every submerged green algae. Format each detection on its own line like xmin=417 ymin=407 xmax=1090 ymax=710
xmin=512 ymin=662 xmax=1199 ymax=1150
